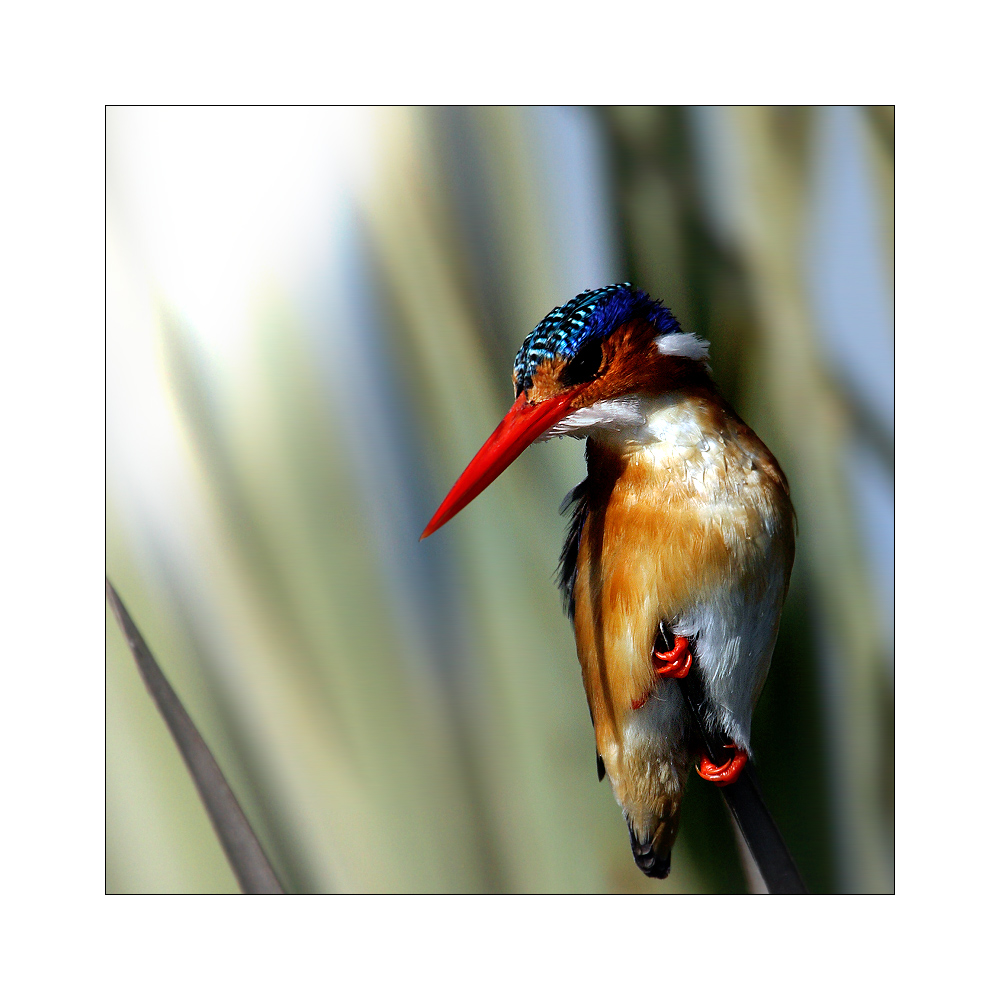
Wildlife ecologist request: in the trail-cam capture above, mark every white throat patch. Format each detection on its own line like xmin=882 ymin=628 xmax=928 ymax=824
xmin=543 ymin=396 xmax=647 ymax=440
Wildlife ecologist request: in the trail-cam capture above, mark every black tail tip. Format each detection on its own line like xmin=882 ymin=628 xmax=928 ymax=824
xmin=629 ymin=828 xmax=671 ymax=879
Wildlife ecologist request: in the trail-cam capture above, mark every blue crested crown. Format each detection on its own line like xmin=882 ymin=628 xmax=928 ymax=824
xmin=513 ymin=283 xmax=681 ymax=394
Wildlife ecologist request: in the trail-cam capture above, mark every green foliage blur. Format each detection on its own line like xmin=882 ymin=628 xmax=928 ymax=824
xmin=106 ymin=106 xmax=893 ymax=893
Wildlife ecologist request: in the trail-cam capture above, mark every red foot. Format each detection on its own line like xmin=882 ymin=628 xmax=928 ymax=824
xmin=654 ymin=633 xmax=692 ymax=679
xmin=697 ymin=745 xmax=748 ymax=785
xmin=632 ymin=633 xmax=693 ymax=711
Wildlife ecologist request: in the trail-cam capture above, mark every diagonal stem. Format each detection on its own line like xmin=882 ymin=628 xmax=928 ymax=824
xmin=666 ymin=625 xmax=807 ymax=894
xmin=106 ymin=579 xmax=285 ymax=894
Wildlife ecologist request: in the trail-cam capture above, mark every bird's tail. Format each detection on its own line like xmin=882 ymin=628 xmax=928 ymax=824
xmin=629 ymin=825 xmax=672 ymax=879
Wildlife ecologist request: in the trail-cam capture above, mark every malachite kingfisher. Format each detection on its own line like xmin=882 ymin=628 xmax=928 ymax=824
xmin=422 ymin=284 xmax=795 ymax=879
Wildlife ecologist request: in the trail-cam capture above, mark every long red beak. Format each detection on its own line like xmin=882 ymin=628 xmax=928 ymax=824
xmin=421 ymin=389 xmax=580 ymax=539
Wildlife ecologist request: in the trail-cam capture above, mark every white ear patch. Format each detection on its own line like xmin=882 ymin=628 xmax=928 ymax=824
xmin=654 ymin=332 xmax=711 ymax=362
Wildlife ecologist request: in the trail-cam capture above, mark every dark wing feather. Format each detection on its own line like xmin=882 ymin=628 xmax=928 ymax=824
xmin=557 ymin=479 xmax=589 ymax=617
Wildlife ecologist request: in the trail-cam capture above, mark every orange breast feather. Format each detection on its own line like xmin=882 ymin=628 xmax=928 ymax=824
xmin=572 ymin=417 xmax=793 ymax=755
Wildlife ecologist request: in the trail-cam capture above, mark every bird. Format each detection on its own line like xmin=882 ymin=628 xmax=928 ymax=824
xmin=421 ymin=283 xmax=795 ymax=879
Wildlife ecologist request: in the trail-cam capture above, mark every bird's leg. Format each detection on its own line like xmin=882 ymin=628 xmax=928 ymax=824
xmin=696 ymin=745 xmax=748 ymax=785
xmin=653 ymin=626 xmax=691 ymax=680
xmin=633 ymin=625 xmax=693 ymax=711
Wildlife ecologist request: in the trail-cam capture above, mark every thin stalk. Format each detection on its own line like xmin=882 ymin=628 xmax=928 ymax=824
xmin=106 ymin=579 xmax=285 ymax=894
xmin=672 ymin=630 xmax=807 ymax=894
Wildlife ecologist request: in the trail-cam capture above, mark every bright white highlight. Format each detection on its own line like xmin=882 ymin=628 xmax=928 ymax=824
xmin=107 ymin=108 xmax=376 ymax=371
xmin=106 ymin=107 xmax=380 ymax=588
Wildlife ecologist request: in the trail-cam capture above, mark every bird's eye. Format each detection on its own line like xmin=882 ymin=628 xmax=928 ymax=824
xmin=563 ymin=339 xmax=604 ymax=386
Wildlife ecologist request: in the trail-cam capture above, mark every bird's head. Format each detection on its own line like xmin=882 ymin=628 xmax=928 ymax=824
xmin=421 ymin=283 xmax=711 ymax=538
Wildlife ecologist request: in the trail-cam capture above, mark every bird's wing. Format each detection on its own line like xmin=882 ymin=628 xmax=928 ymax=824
xmin=557 ymin=478 xmax=589 ymax=618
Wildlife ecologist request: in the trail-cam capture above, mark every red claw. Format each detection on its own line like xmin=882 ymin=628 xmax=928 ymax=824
xmin=632 ymin=632 xmax=693 ymax=712
xmin=654 ymin=634 xmax=692 ymax=679
xmin=697 ymin=745 xmax=748 ymax=785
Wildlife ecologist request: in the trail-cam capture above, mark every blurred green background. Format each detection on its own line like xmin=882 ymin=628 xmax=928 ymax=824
xmin=106 ymin=106 xmax=893 ymax=894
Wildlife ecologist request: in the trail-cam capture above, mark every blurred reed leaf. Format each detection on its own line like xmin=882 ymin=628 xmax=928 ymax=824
xmin=863 ymin=106 xmax=895 ymax=284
